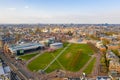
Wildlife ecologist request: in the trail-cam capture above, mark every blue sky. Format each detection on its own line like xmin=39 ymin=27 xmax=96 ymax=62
xmin=0 ymin=0 xmax=120 ymax=23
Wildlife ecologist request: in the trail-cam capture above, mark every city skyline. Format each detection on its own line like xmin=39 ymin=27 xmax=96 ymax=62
xmin=0 ymin=0 xmax=120 ymax=24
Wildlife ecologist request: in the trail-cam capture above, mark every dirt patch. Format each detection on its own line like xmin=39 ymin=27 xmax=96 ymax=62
xmin=70 ymin=50 xmax=82 ymax=67
xmin=65 ymin=53 xmax=71 ymax=59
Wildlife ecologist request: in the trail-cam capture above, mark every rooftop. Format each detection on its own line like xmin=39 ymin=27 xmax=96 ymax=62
xmin=9 ymin=42 xmax=44 ymax=52
xmin=0 ymin=63 xmax=4 ymax=76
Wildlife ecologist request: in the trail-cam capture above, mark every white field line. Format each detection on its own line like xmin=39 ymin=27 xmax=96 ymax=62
xmin=43 ymin=43 xmax=71 ymax=71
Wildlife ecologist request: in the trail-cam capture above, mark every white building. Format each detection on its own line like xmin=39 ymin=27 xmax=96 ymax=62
xmin=50 ymin=43 xmax=63 ymax=49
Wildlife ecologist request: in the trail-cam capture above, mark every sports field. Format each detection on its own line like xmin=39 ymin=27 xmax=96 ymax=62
xmin=27 ymin=42 xmax=94 ymax=73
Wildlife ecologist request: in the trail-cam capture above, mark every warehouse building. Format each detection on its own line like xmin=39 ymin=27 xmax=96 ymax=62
xmin=8 ymin=42 xmax=44 ymax=55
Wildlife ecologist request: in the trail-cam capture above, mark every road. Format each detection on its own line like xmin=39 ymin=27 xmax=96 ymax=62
xmin=91 ymin=52 xmax=101 ymax=76
xmin=0 ymin=53 xmax=32 ymax=80
xmin=11 ymin=71 xmax=22 ymax=80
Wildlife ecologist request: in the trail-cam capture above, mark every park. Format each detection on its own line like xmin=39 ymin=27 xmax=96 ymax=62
xmin=24 ymin=42 xmax=95 ymax=74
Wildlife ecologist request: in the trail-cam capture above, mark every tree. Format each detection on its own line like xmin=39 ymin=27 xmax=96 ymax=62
xmin=118 ymin=43 xmax=120 ymax=48
xmin=112 ymin=50 xmax=120 ymax=57
xmin=102 ymin=38 xmax=110 ymax=45
xmin=35 ymin=27 xmax=41 ymax=34
xmin=15 ymin=34 xmax=22 ymax=42
xmin=100 ymin=57 xmax=105 ymax=63
xmin=89 ymin=35 xmax=99 ymax=40
xmin=67 ymin=31 xmax=73 ymax=36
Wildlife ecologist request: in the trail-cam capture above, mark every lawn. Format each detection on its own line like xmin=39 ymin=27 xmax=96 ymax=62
xmin=27 ymin=43 xmax=94 ymax=73
xmin=83 ymin=58 xmax=96 ymax=74
xmin=19 ymin=53 xmax=38 ymax=61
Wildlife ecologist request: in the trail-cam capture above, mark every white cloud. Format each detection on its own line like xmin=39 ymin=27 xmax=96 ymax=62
xmin=8 ymin=8 xmax=16 ymax=11
xmin=25 ymin=6 xmax=29 ymax=9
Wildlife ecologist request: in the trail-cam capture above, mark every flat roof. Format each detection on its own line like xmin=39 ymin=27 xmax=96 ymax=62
xmin=0 ymin=63 xmax=5 ymax=75
xmin=97 ymin=76 xmax=111 ymax=80
xmin=9 ymin=42 xmax=44 ymax=52
xmin=50 ymin=42 xmax=63 ymax=46
xmin=4 ymin=66 xmax=10 ymax=73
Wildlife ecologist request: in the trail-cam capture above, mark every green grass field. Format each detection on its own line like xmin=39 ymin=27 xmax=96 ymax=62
xmin=27 ymin=43 xmax=94 ymax=73
xmin=83 ymin=58 xmax=96 ymax=74
xmin=19 ymin=53 xmax=38 ymax=61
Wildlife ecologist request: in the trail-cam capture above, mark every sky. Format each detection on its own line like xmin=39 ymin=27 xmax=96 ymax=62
xmin=0 ymin=0 xmax=120 ymax=24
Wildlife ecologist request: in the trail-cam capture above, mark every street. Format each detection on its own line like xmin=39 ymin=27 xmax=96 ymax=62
xmin=0 ymin=52 xmax=32 ymax=80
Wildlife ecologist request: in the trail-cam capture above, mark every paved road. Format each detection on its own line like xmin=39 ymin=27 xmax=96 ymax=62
xmin=43 ymin=43 xmax=71 ymax=71
xmin=92 ymin=52 xmax=101 ymax=76
xmin=0 ymin=53 xmax=32 ymax=80
xmin=11 ymin=71 xmax=21 ymax=80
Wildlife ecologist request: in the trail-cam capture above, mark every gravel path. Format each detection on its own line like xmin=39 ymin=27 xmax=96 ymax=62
xmin=26 ymin=51 xmax=45 ymax=65
xmin=43 ymin=43 xmax=71 ymax=71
